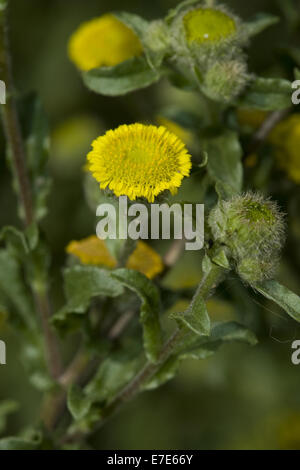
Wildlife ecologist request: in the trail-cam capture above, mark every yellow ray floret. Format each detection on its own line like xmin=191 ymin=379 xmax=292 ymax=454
xmin=126 ymin=241 xmax=164 ymax=279
xmin=66 ymin=235 xmax=117 ymax=268
xmin=68 ymin=14 xmax=143 ymax=71
xmin=87 ymin=123 xmax=192 ymax=202
xmin=66 ymin=236 xmax=163 ymax=279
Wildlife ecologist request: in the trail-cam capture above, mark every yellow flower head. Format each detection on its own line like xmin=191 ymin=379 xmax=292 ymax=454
xmin=68 ymin=14 xmax=143 ymax=71
xmin=66 ymin=236 xmax=163 ymax=279
xmin=87 ymin=123 xmax=192 ymax=202
xmin=183 ymin=8 xmax=236 ymax=44
xmin=270 ymin=114 xmax=300 ymax=184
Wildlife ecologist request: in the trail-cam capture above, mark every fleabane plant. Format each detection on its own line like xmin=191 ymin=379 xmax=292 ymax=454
xmin=69 ymin=0 xmax=286 ymax=106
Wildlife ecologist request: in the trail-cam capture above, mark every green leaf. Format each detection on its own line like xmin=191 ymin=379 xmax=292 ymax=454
xmin=52 ymin=266 xmax=124 ymax=330
xmin=210 ymin=321 xmax=258 ymax=345
xmin=19 ymin=94 xmax=51 ymax=221
xmin=0 ymin=249 xmax=35 ymax=329
xmin=86 ymin=354 xmax=142 ymax=403
xmin=112 ymin=269 xmax=163 ymax=362
xmin=114 ymin=11 xmax=160 ymax=68
xmin=0 ymin=400 xmax=19 ymax=433
xmin=143 ymin=356 xmax=179 ymax=391
xmin=254 ymin=280 xmax=300 ymax=323
xmin=178 ymin=321 xmax=258 ymax=358
xmin=146 ymin=322 xmax=257 ymax=390
xmin=67 ymin=384 xmax=93 ymax=421
xmin=82 ymin=56 xmax=162 ymax=96
xmin=211 ymin=248 xmax=231 ymax=270
xmin=204 ymin=130 xmax=243 ymax=199
xmin=0 ymin=226 xmax=29 ymax=255
xmin=0 ymin=435 xmax=41 ymax=450
xmin=171 ymin=294 xmax=210 ymax=336
xmin=245 ymin=13 xmax=280 ymax=37
xmin=237 ymin=77 xmax=292 ymax=110
xmin=113 ymin=11 xmax=149 ymax=39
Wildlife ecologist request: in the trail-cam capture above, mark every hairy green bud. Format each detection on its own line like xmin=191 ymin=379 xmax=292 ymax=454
xmin=144 ymin=20 xmax=170 ymax=57
xmin=169 ymin=3 xmax=248 ymax=100
xmin=202 ymin=59 xmax=248 ymax=103
xmin=208 ymin=192 xmax=286 ymax=284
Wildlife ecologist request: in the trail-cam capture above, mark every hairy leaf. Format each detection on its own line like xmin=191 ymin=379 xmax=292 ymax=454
xmin=204 ymin=131 xmax=243 ymax=199
xmin=245 ymin=13 xmax=279 ymax=37
xmin=237 ymin=77 xmax=292 ymax=110
xmin=83 ymin=56 xmax=162 ymax=96
xmin=52 ymin=266 xmax=124 ymax=330
xmin=255 ymin=280 xmax=300 ymax=323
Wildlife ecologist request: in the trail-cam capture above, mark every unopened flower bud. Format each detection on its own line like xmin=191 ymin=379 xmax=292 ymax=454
xmin=169 ymin=4 xmax=248 ymax=100
xmin=208 ymin=192 xmax=285 ymax=284
xmin=202 ymin=59 xmax=248 ymax=103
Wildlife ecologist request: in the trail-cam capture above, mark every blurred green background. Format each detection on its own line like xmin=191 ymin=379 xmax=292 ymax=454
xmin=1 ymin=0 xmax=300 ymax=450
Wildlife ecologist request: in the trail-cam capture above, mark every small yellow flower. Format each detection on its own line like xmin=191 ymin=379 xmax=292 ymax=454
xmin=66 ymin=236 xmax=163 ymax=279
xmin=270 ymin=114 xmax=300 ymax=183
xmin=51 ymin=115 xmax=101 ymax=174
xmin=237 ymin=108 xmax=268 ymax=129
xmin=183 ymin=8 xmax=236 ymax=44
xmin=87 ymin=123 xmax=192 ymax=202
xmin=66 ymin=235 xmax=116 ymax=268
xmin=127 ymin=241 xmax=164 ymax=279
xmin=68 ymin=14 xmax=143 ymax=71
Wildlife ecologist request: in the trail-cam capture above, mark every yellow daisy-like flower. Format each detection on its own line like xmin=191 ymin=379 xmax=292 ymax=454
xmin=183 ymin=8 xmax=236 ymax=44
xmin=68 ymin=14 xmax=143 ymax=71
xmin=66 ymin=236 xmax=163 ymax=279
xmin=270 ymin=114 xmax=300 ymax=183
xmin=87 ymin=123 xmax=192 ymax=202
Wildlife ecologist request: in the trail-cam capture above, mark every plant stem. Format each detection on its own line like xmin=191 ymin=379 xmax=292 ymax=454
xmin=117 ymin=238 xmax=137 ymax=268
xmin=33 ymin=286 xmax=62 ymax=380
xmin=244 ymin=107 xmax=292 ymax=159
xmin=0 ymin=2 xmax=33 ymax=226
xmin=64 ymin=262 xmax=224 ymax=443
xmin=0 ymin=2 xmax=62 ymax=380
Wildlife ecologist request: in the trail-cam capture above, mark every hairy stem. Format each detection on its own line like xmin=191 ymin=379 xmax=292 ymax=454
xmin=244 ymin=107 xmax=292 ymax=158
xmin=64 ymin=262 xmax=224 ymax=443
xmin=0 ymin=2 xmax=33 ymax=226
xmin=0 ymin=2 xmax=62 ymax=381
